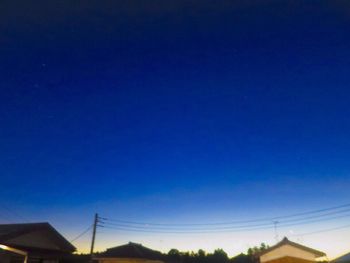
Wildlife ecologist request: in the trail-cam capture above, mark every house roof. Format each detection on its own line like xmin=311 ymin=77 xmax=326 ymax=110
xmin=0 ymin=222 xmax=76 ymax=253
xmin=333 ymin=252 xmax=350 ymax=263
xmin=259 ymin=237 xmax=326 ymax=258
xmin=98 ymin=242 xmax=164 ymax=260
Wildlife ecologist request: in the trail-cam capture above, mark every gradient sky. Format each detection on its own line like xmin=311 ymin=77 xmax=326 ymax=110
xmin=1 ymin=0 xmax=350 ymax=259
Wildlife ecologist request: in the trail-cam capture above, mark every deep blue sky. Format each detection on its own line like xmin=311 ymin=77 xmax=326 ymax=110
xmin=1 ymin=0 xmax=350 ymax=257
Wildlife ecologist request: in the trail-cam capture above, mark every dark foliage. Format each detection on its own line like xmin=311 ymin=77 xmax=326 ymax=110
xmin=61 ymin=244 xmax=268 ymax=263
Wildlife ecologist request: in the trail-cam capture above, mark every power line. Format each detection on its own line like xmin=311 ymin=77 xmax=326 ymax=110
xmin=102 ymin=209 xmax=350 ymax=230
xmin=291 ymin=223 xmax=350 ymax=237
xmin=100 ymin=209 xmax=350 ymax=231
xmin=277 ymin=207 xmax=350 ymax=224
xmin=99 ymin=213 xmax=350 ymax=234
xmin=70 ymin=225 xmax=93 ymax=243
xmin=0 ymin=204 xmax=30 ymax=222
xmin=0 ymin=213 xmax=14 ymax=223
xmin=101 ymin=202 xmax=350 ymax=226
xmin=260 ymin=212 xmax=350 ymax=231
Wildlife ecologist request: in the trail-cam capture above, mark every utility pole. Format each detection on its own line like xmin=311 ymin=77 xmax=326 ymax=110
xmin=90 ymin=213 xmax=98 ymax=261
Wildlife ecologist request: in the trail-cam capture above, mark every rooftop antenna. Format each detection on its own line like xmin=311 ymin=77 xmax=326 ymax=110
xmin=273 ymin=220 xmax=279 ymax=242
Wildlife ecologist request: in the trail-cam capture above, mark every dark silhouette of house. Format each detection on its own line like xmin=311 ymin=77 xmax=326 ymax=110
xmin=333 ymin=252 xmax=350 ymax=263
xmin=259 ymin=237 xmax=326 ymax=263
xmin=0 ymin=222 xmax=75 ymax=263
xmin=95 ymin=242 xmax=165 ymax=263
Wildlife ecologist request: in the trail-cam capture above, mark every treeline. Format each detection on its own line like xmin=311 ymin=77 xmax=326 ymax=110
xmin=167 ymin=243 xmax=269 ymax=263
xmin=62 ymin=243 xmax=269 ymax=263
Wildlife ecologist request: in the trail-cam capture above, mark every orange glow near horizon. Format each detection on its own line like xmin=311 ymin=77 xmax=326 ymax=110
xmin=70 ymin=227 xmax=350 ymax=260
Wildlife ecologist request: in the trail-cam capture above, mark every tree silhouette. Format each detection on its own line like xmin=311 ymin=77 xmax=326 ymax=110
xmin=247 ymin=243 xmax=269 ymax=263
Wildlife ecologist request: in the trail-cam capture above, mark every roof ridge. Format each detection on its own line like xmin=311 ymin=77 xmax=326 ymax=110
xmin=100 ymin=242 xmax=164 ymax=260
xmin=0 ymin=222 xmax=75 ymax=252
xmin=0 ymin=222 xmax=49 ymax=226
xmin=332 ymin=252 xmax=350 ymax=262
xmin=259 ymin=237 xmax=325 ymax=257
